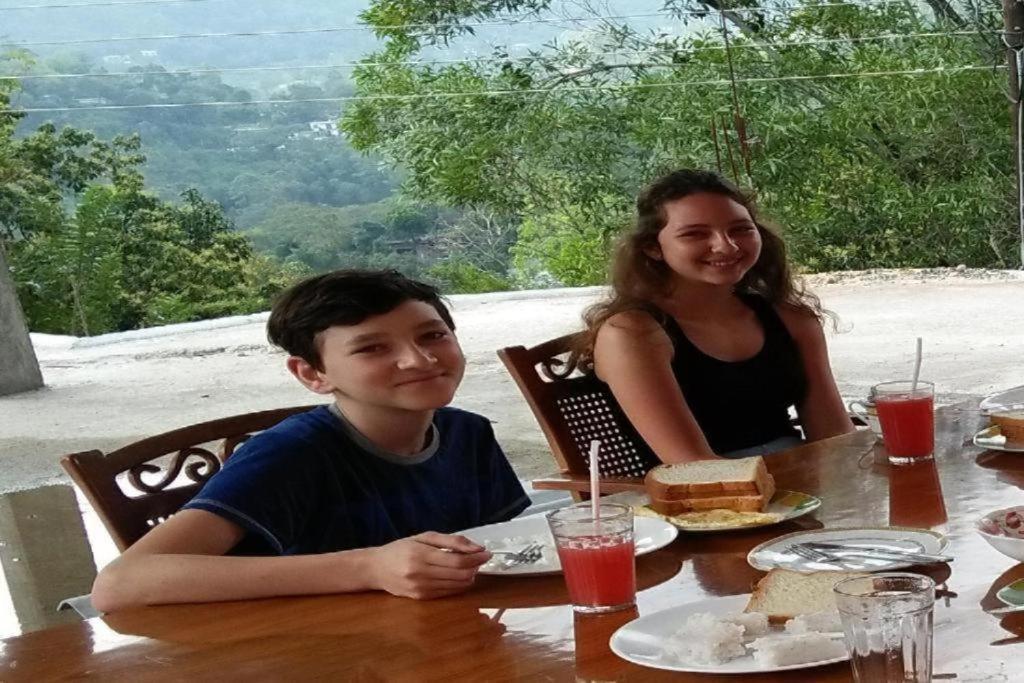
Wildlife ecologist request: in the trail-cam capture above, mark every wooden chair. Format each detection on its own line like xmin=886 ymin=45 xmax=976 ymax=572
xmin=499 ymin=335 xmax=869 ymax=499
xmin=497 ymin=334 xmax=653 ymax=498
xmin=61 ymin=404 xmax=320 ymax=551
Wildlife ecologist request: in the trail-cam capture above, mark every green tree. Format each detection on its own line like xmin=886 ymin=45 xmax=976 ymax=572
xmin=427 ymin=258 xmax=512 ymax=293
xmin=344 ymin=0 xmax=1017 ymax=284
xmin=14 ymin=186 xmax=124 ymax=335
xmin=3 ymin=77 xmax=304 ymax=335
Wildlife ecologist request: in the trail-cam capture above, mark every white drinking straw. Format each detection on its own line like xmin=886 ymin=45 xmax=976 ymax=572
xmin=589 ymin=440 xmax=601 ymax=523
xmin=911 ymin=337 xmax=923 ymax=392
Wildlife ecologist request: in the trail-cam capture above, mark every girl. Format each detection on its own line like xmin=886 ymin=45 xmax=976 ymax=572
xmin=575 ymin=169 xmax=853 ymax=462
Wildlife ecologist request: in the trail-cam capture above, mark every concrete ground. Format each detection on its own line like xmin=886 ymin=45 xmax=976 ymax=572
xmin=1 ymin=268 xmax=1022 ymax=493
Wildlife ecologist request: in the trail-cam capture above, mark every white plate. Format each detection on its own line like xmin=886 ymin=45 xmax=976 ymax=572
xmin=459 ymin=514 xmax=678 ymax=576
xmin=974 ymin=425 xmax=1024 ymax=453
xmin=996 ymin=578 xmax=1024 ymax=607
xmin=747 ymin=527 xmax=949 ymax=573
xmin=609 ymin=595 xmax=849 ymax=674
xmin=980 ymin=386 xmax=1024 ymax=416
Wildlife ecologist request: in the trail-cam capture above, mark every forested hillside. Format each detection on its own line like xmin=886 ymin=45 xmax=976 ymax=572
xmin=3 ymin=0 xmax=617 ymax=301
xmin=2 ymin=0 xmax=1020 ymax=336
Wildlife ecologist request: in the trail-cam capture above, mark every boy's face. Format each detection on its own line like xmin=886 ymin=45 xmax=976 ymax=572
xmin=288 ymin=300 xmax=465 ymax=412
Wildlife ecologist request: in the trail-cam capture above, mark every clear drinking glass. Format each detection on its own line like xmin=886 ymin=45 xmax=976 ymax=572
xmin=834 ymin=573 xmax=935 ymax=683
xmin=546 ymin=503 xmax=636 ymax=614
xmin=872 ymin=381 xmax=935 ymax=464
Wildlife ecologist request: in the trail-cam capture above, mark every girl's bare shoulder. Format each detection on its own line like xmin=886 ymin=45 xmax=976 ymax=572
xmin=775 ymin=303 xmax=825 ymax=343
xmin=595 ymin=309 xmax=672 ymax=349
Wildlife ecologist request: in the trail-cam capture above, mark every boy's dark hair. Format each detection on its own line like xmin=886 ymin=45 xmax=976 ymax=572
xmin=267 ymin=269 xmax=455 ymax=369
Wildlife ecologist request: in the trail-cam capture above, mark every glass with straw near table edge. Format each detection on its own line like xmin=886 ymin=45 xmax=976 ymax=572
xmin=873 ymin=337 xmax=936 ymax=465
xmin=546 ymin=440 xmax=637 ymax=613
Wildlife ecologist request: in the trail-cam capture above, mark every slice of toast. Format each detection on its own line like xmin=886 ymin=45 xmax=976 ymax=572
xmin=744 ymin=569 xmax=868 ymax=624
xmin=649 ymin=493 xmax=768 ymax=515
xmin=649 ymin=475 xmax=776 ymax=514
xmin=644 ymin=457 xmax=773 ymax=501
xmin=992 ymin=410 xmax=1024 ymax=443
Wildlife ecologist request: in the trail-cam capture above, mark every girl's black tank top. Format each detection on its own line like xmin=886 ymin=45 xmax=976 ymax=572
xmin=658 ymin=294 xmax=808 ymax=455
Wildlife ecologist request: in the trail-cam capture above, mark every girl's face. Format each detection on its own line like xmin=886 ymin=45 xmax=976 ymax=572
xmin=650 ymin=192 xmax=762 ymax=288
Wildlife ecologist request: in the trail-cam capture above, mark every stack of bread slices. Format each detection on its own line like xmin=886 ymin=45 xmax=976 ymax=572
xmin=644 ymin=456 xmax=776 ymax=515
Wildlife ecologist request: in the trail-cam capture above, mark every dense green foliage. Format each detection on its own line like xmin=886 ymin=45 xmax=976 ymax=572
xmin=1 ymin=81 xmax=304 ymax=335
xmin=4 ymin=0 xmax=1021 ymax=336
xmin=344 ymin=0 xmax=1019 ymax=285
xmin=245 ymin=199 xmax=458 ymax=276
xmin=7 ymin=52 xmax=397 ymax=228
xmin=5 ymin=48 xmax=477 ymax=285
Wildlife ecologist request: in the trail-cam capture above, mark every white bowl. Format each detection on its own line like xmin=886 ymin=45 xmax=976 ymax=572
xmin=977 ymin=506 xmax=1024 ymax=562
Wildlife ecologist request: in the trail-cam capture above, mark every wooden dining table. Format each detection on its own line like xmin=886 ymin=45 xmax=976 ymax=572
xmin=3 ymin=401 xmax=1024 ymax=682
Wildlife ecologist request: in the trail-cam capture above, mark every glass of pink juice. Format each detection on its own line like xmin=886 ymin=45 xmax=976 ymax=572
xmin=547 ymin=503 xmax=635 ymax=613
xmin=872 ymin=381 xmax=935 ymax=465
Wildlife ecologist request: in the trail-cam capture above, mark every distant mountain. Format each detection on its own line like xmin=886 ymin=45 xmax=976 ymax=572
xmin=2 ymin=0 xmax=381 ymax=69
xmin=2 ymin=0 xmax=670 ymax=78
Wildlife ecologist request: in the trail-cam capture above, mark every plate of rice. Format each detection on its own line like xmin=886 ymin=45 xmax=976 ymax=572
xmin=609 ymin=595 xmax=850 ymax=673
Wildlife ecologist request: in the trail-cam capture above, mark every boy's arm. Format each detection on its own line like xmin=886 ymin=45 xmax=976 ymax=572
xmin=91 ymin=509 xmax=492 ymax=612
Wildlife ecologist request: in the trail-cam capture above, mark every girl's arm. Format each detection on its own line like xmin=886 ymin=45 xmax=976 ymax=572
xmin=777 ymin=306 xmax=855 ymax=441
xmin=593 ymin=310 xmax=719 ymax=462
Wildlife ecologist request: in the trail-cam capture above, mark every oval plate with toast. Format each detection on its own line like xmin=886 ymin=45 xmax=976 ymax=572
xmin=973 ymin=425 xmax=1024 ymax=454
xmin=634 ymin=490 xmax=821 ymax=533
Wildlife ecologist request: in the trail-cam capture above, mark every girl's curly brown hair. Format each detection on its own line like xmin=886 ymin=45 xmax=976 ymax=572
xmin=570 ymin=169 xmax=825 ymax=371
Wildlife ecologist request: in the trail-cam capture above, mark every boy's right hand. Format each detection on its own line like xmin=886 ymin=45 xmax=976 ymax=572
xmin=366 ymin=531 xmax=492 ymax=600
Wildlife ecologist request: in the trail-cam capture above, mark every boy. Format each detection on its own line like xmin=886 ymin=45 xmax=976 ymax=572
xmin=91 ymin=270 xmax=529 ymax=611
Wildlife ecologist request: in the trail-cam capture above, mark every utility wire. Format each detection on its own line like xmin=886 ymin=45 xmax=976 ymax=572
xmin=3 ymin=64 xmax=1005 ymax=113
xmin=1 ymin=30 xmax=1002 ymax=82
xmin=8 ymin=12 xmax=668 ymax=47
xmin=7 ymin=2 xmax=943 ymax=46
xmin=0 ymin=0 xmax=219 ymax=9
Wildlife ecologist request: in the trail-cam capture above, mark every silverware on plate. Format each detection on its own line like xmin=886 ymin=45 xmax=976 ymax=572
xmin=490 ymin=543 xmax=545 ymax=567
xmin=788 ymin=543 xmax=951 ymax=566
xmin=801 ymin=541 xmax=952 ymax=564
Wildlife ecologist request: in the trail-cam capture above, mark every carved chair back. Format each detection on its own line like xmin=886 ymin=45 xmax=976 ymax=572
xmin=497 ymin=334 xmax=656 ymax=485
xmin=61 ymin=405 xmax=319 ymax=551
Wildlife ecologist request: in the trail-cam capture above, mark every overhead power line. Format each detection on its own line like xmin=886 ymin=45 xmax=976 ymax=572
xmin=3 ymin=64 xmax=1004 ymax=113
xmin=6 ymin=1 xmax=941 ymax=46
xmin=0 ymin=0 xmax=218 ymax=9
xmin=8 ymin=12 xmax=660 ymax=46
xmin=0 ymin=29 xmax=1001 ymax=82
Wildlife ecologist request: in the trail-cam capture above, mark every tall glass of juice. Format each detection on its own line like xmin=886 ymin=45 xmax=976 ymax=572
xmin=872 ymin=381 xmax=935 ymax=465
xmin=546 ymin=503 xmax=635 ymax=613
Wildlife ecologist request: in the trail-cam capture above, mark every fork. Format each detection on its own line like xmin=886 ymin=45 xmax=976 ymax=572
xmin=789 ymin=543 xmax=887 ymax=566
xmin=491 ymin=543 xmax=544 ymax=567
xmin=789 ymin=544 xmax=847 ymax=565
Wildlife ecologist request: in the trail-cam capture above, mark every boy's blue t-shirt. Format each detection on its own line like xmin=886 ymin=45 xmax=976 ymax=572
xmin=183 ymin=406 xmax=530 ymax=555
